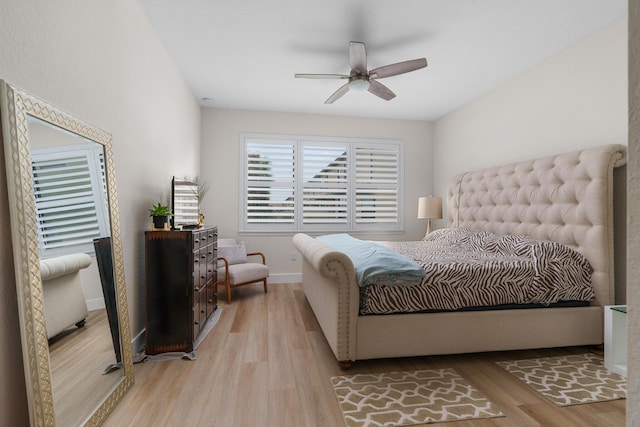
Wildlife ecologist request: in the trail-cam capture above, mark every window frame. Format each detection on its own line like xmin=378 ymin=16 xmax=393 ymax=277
xmin=239 ymin=133 xmax=404 ymax=234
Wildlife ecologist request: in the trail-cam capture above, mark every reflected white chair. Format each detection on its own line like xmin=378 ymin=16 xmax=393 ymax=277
xmin=40 ymin=253 xmax=92 ymax=339
xmin=216 ymin=238 xmax=269 ymax=303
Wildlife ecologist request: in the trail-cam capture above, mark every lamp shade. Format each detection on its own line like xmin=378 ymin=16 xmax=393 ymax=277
xmin=417 ymin=196 xmax=443 ymax=220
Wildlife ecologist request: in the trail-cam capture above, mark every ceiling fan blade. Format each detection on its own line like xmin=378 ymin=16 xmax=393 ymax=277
xmin=325 ymin=83 xmax=350 ymax=104
xmin=368 ymin=79 xmax=396 ymax=101
xmin=369 ymin=58 xmax=427 ymax=79
xmin=294 ymin=73 xmax=349 ymax=79
xmin=349 ymin=41 xmax=367 ymax=73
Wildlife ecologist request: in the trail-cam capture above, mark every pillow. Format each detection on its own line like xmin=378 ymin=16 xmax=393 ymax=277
xmin=217 ymin=241 xmax=247 ymax=268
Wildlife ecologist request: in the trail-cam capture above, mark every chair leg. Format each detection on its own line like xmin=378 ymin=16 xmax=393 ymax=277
xmin=263 ymin=278 xmax=268 ymax=294
xmin=226 ymin=278 xmax=232 ymax=304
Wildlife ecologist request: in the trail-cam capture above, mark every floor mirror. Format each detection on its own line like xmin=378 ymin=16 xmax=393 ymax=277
xmin=0 ymin=80 xmax=134 ymax=426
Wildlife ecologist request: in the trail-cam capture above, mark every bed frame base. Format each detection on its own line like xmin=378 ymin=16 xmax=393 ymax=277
xmin=296 ymin=235 xmax=604 ymax=369
xmin=356 ymin=306 xmax=603 ymax=362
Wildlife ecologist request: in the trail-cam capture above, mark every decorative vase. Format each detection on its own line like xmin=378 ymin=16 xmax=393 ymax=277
xmin=152 ymin=215 xmax=170 ymax=231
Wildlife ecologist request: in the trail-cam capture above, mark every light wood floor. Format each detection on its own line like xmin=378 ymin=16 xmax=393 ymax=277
xmin=49 ymin=309 xmax=122 ymax=427
xmin=104 ymin=283 xmax=625 ymax=427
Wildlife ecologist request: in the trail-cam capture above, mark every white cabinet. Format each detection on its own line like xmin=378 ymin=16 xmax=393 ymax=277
xmin=604 ymin=305 xmax=627 ymax=377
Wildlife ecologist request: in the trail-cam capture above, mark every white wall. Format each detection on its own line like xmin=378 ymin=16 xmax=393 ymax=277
xmin=433 ymin=17 xmax=627 ymax=199
xmin=0 ymin=0 xmax=201 ymax=424
xmin=200 ymin=108 xmax=433 ymax=278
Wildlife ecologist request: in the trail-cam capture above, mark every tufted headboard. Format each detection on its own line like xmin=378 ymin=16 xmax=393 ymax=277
xmin=447 ymin=144 xmax=626 ymax=308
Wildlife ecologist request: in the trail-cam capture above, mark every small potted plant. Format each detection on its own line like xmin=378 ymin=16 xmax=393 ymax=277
xmin=149 ymin=202 xmax=173 ymax=231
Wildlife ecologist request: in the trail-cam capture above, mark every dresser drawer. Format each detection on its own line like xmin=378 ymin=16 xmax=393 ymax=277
xmin=204 ymin=228 xmax=217 ymax=245
xmin=198 ymin=289 xmax=208 ymax=333
xmin=193 ymin=247 xmax=204 ymax=272
xmin=192 ymin=231 xmax=203 ymax=249
xmin=193 ymin=299 xmax=201 ymax=340
xmin=198 ymin=229 xmax=215 ymax=248
xmin=198 ymin=231 xmax=209 ymax=248
xmin=206 ymin=281 xmax=217 ymax=317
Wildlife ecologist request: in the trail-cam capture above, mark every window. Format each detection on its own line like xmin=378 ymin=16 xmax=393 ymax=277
xmin=240 ymin=134 xmax=403 ymax=233
xmin=31 ymin=144 xmax=110 ymax=258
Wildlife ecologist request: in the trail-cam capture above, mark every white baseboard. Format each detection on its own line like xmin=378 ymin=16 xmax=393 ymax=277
xmin=86 ymin=297 xmax=105 ymax=311
xmin=269 ymin=273 xmax=302 ymax=284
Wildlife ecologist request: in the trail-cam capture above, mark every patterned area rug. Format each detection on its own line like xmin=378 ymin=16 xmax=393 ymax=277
xmin=496 ymin=353 xmax=626 ymax=406
xmin=330 ymin=368 xmax=504 ymax=427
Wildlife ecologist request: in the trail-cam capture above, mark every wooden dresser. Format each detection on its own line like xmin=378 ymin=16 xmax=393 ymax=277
xmin=144 ymin=226 xmax=218 ymax=354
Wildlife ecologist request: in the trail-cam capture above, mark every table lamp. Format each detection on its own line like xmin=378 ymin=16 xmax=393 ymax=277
xmin=417 ymin=196 xmax=443 ymax=235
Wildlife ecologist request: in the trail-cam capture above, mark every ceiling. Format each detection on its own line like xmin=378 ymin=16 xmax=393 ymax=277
xmin=137 ymin=0 xmax=627 ymax=121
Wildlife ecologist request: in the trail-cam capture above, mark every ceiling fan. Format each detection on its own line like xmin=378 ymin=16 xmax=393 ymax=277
xmin=294 ymin=41 xmax=427 ymax=104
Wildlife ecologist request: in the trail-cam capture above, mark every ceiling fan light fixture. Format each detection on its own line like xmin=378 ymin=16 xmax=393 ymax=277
xmin=349 ymin=76 xmax=370 ymax=92
xmin=295 ymin=41 xmax=427 ymax=103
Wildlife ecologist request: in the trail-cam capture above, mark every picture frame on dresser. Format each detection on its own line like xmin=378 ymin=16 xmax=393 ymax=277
xmin=171 ymin=176 xmax=199 ymax=230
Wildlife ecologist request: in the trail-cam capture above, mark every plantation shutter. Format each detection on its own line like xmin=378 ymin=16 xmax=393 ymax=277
xmin=240 ymin=134 xmax=403 ymax=232
xmin=302 ymin=142 xmax=348 ymax=226
xmin=31 ymin=145 xmax=109 ymax=257
xmin=354 ymin=144 xmax=400 ymax=224
xmin=245 ymin=139 xmax=296 ymax=226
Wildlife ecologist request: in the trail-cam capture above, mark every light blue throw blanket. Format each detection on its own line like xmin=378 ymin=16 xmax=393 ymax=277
xmin=316 ymin=234 xmax=425 ymax=287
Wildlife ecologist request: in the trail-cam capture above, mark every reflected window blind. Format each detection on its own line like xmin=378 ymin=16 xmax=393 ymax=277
xmin=31 ymin=145 xmax=109 ymax=257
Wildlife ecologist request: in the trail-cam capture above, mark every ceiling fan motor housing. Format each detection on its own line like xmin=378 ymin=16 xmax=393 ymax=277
xmin=349 ymin=75 xmax=370 ymax=91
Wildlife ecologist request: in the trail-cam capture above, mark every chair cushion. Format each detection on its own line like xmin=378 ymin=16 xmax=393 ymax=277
xmin=217 ymin=241 xmax=247 ymax=268
xmin=219 ymin=263 xmax=269 ymax=285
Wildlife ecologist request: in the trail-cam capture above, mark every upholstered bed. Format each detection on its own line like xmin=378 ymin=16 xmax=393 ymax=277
xmin=292 ymin=144 xmax=626 ymax=368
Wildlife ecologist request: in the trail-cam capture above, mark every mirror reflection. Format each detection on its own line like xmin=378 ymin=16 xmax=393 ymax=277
xmin=28 ymin=117 xmax=123 ymax=426
xmin=171 ymin=177 xmax=199 ymax=229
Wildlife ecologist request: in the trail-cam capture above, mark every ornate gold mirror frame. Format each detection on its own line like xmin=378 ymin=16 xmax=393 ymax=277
xmin=0 ymin=80 xmax=133 ymax=426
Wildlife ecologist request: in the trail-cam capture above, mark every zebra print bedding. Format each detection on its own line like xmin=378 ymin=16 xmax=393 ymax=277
xmin=359 ymin=228 xmax=595 ymax=315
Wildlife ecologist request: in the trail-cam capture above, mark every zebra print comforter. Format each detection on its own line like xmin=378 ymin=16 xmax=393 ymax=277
xmin=359 ymin=228 xmax=595 ymax=315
